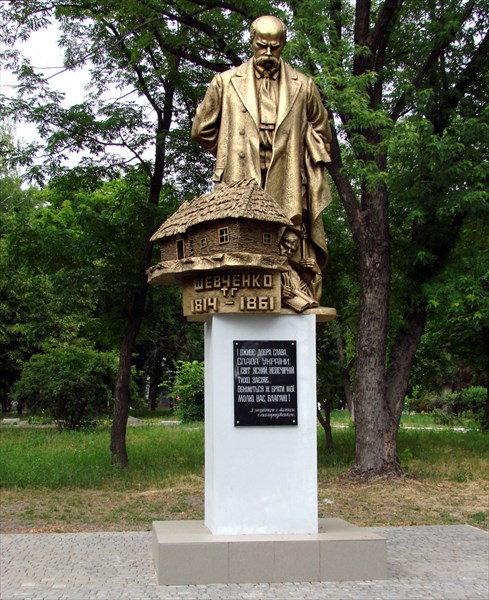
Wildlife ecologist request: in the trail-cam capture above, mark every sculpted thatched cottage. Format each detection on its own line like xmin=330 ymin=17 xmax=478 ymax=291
xmin=148 ymin=179 xmax=292 ymax=286
xmin=147 ymin=179 xmax=337 ymax=321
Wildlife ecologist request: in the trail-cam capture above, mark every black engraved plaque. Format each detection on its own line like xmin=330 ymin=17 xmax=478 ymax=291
xmin=234 ymin=340 xmax=298 ymax=426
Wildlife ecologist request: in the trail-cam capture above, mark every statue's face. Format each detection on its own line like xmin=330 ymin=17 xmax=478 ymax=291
xmin=279 ymin=233 xmax=299 ymax=257
xmin=251 ymin=19 xmax=285 ymax=71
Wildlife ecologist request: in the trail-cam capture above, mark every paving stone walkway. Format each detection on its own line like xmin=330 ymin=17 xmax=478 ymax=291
xmin=1 ymin=525 xmax=487 ymax=599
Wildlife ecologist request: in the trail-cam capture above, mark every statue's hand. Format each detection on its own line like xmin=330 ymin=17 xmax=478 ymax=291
xmin=282 ymin=285 xmax=294 ymax=299
xmin=299 ymin=258 xmax=320 ymax=275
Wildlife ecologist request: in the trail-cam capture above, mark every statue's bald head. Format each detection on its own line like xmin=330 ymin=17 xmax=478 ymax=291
xmin=250 ymin=16 xmax=286 ymax=72
xmin=250 ymin=15 xmax=287 ymax=47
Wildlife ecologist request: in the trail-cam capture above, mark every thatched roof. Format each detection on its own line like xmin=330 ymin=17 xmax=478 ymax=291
xmin=150 ymin=179 xmax=292 ymax=242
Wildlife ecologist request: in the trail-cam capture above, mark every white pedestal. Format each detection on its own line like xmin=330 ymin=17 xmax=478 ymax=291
xmin=204 ymin=314 xmax=318 ymax=535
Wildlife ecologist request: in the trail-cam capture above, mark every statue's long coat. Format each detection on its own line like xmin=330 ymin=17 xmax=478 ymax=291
xmin=191 ymin=58 xmax=332 ymax=270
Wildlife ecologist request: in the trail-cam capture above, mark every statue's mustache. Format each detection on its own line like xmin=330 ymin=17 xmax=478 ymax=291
xmin=255 ymin=56 xmax=280 ymax=69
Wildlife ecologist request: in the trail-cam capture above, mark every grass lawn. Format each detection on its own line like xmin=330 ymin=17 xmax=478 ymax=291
xmin=329 ymin=409 xmax=476 ymax=429
xmin=1 ymin=413 xmax=488 ymax=534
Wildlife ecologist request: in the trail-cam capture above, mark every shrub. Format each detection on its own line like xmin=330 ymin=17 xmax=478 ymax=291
xmin=27 ymin=414 xmax=53 ymax=425
xmin=432 ymin=407 xmax=456 ymax=425
xmin=416 ymin=390 xmax=445 ymax=413
xmin=405 ymin=389 xmax=433 ymax=413
xmin=439 ymin=391 xmax=459 ymax=413
xmin=459 ymin=386 xmax=487 ymax=426
xmin=128 ymin=392 xmax=148 ymax=417
xmin=170 ymin=360 xmax=204 ymax=423
xmin=424 ymin=391 xmax=461 ymax=425
xmin=410 ymin=390 xmax=459 ymax=415
xmin=411 ymin=387 xmax=487 ymax=427
xmin=10 ymin=345 xmax=117 ymax=430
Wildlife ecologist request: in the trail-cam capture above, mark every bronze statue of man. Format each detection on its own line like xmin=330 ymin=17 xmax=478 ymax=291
xmin=191 ymin=15 xmax=332 ymax=273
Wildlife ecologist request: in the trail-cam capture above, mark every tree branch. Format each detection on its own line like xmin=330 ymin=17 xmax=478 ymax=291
xmin=161 ymin=3 xmax=242 ymax=67
xmin=151 ymin=25 xmax=230 ymax=72
xmin=391 ymin=0 xmax=478 ymax=121
xmin=103 ymin=20 xmax=162 ymax=117
xmin=326 ymin=124 xmax=362 ymax=242
xmin=431 ymin=28 xmax=489 ymax=134
xmin=354 ymin=0 xmax=371 ymax=48
xmin=367 ymin=0 xmax=404 ymax=58
xmin=184 ymin=0 xmax=250 ymax=18
xmin=385 ymin=309 xmax=427 ymax=423
xmin=353 ymin=0 xmax=404 ymax=95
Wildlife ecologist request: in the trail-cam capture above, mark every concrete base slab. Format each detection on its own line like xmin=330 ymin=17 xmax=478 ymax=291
xmin=152 ymin=518 xmax=387 ymax=585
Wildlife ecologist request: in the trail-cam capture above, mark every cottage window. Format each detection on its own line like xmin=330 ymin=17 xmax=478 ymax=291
xmin=263 ymin=232 xmax=272 ymax=245
xmin=218 ymin=227 xmax=230 ymax=245
xmin=200 ymin=237 xmax=208 ymax=249
xmin=176 ymin=238 xmax=184 ymax=259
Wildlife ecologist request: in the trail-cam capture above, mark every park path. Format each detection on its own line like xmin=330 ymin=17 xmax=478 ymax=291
xmin=1 ymin=524 xmax=487 ymax=599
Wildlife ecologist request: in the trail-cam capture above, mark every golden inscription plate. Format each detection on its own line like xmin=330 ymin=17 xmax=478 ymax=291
xmin=183 ymin=271 xmax=281 ymax=321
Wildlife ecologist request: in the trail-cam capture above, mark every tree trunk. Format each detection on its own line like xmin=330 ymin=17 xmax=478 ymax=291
xmin=317 ymin=399 xmax=334 ymax=454
xmin=108 ymin=45 xmax=179 ymax=466
xmin=111 ymin=283 xmax=149 ymax=467
xmin=335 ymin=324 xmax=354 ymax=419
xmin=148 ymin=358 xmax=164 ymax=411
xmin=481 ymin=343 xmax=489 ymax=431
xmin=350 ymin=186 xmax=394 ymax=478
xmin=148 ymin=375 xmax=158 ymax=411
xmin=109 ymin=124 xmax=166 ymax=468
xmin=383 ymin=309 xmax=428 ymax=465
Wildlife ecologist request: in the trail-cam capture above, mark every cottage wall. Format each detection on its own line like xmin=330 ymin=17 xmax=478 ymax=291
xmin=159 ymin=239 xmax=176 ymax=262
xmin=159 ymin=236 xmax=191 ymax=262
xmin=189 ymin=221 xmax=240 ymax=256
xmin=189 ymin=219 xmax=281 ymax=257
xmin=235 ymin=221 xmax=281 ymax=256
xmin=158 ymin=219 xmax=283 ymax=262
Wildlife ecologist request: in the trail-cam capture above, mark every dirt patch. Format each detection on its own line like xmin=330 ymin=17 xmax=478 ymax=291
xmin=318 ymin=478 xmax=489 ymax=529
xmin=0 ymin=475 xmax=205 ymax=534
xmin=1 ymin=476 xmax=487 ymax=534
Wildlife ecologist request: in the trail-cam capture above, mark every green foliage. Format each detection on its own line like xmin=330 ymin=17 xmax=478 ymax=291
xmin=0 ymin=0 xmax=252 ymax=185
xmin=424 ymin=219 xmax=489 ymax=383
xmin=170 ymin=361 xmax=205 ymax=423
xmin=1 ymin=0 xmax=488 ymax=472
xmin=431 ymin=407 xmax=462 ymax=426
xmin=10 ymin=344 xmax=117 ymax=430
xmin=0 ymin=170 xmax=185 ymax=400
xmin=127 ymin=394 xmax=148 ymax=417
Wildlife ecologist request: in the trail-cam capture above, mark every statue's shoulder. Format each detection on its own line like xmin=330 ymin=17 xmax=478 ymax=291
xmin=218 ymin=66 xmax=240 ymax=83
xmin=217 ymin=59 xmax=251 ymax=84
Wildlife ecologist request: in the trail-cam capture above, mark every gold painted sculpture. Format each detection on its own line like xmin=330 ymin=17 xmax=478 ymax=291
xmin=148 ymin=16 xmax=336 ymax=321
xmin=191 ymin=15 xmax=332 ymax=277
